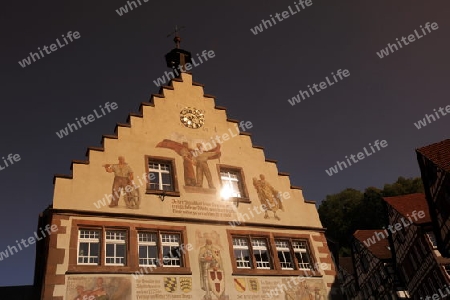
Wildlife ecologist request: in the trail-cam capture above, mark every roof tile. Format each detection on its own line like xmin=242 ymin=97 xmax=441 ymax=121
xmin=417 ymin=139 xmax=450 ymax=172
xmin=354 ymin=229 xmax=392 ymax=260
xmin=383 ymin=193 xmax=431 ymax=224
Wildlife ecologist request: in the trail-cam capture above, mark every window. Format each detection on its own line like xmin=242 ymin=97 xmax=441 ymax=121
xmin=233 ymin=237 xmax=252 ymax=269
xmin=78 ymin=230 xmax=100 ymax=265
xmin=137 ymin=231 xmax=183 ymax=267
xmin=218 ymin=166 xmax=249 ymax=202
xmin=77 ymin=229 xmax=127 ymax=266
xmin=426 ymin=232 xmax=438 ymax=249
xmin=230 ymin=232 xmax=317 ymax=275
xmin=138 ymin=232 xmax=158 ymax=267
xmin=232 ymin=237 xmax=273 ymax=270
xmin=251 ymin=238 xmax=272 ymax=269
xmin=71 ymin=221 xmax=190 ymax=274
xmin=161 ymin=233 xmax=182 ymax=267
xmin=275 ymin=240 xmax=294 ymax=270
xmin=292 ymin=240 xmax=312 ymax=270
xmin=148 ymin=160 xmax=174 ymax=191
xmin=105 ymin=230 xmax=127 ymax=266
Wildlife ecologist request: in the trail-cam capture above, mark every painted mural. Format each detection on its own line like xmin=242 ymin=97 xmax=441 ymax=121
xmin=157 ymin=136 xmax=221 ymax=193
xmin=66 ymin=276 xmax=132 ymax=300
xmin=102 ymin=156 xmax=140 ymax=209
xmin=196 ymin=230 xmax=229 ymax=300
xmin=253 ymin=174 xmax=284 ymax=220
xmin=282 ymin=278 xmax=327 ymax=300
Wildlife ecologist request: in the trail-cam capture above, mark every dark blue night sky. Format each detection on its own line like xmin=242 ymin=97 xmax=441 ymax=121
xmin=0 ymin=0 xmax=449 ymax=286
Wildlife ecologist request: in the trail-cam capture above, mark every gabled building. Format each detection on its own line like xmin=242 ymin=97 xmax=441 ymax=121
xmin=351 ymin=230 xmax=401 ymax=299
xmin=416 ymin=139 xmax=450 ymax=258
xmin=32 ymin=40 xmax=338 ymax=299
xmin=383 ymin=193 xmax=450 ymax=299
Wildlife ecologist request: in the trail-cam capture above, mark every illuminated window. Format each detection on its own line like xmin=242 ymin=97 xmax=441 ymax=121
xmin=220 ymin=167 xmax=246 ymax=199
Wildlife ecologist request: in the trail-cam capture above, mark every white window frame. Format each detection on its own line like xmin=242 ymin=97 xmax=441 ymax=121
xmin=77 ymin=229 xmax=100 ymax=265
xmin=160 ymin=233 xmax=182 ymax=267
xmin=105 ymin=230 xmax=127 ymax=266
xmin=148 ymin=161 xmax=173 ymax=191
xmin=275 ymin=239 xmax=294 ymax=270
xmin=292 ymin=240 xmax=312 ymax=270
xmin=251 ymin=238 xmax=272 ymax=270
xmin=220 ymin=170 xmax=242 ymax=198
xmin=138 ymin=232 xmax=158 ymax=267
xmin=233 ymin=237 xmax=252 ymax=269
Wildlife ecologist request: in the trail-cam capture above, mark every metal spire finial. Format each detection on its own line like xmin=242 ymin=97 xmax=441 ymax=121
xmin=166 ymin=25 xmax=186 ymax=49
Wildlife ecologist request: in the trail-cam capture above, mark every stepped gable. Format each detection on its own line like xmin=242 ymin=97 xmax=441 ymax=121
xmin=51 ymin=72 xmax=319 ymax=228
xmin=54 ymin=75 xmax=289 ymax=185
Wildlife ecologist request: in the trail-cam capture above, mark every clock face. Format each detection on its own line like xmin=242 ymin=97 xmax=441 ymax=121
xmin=180 ymin=107 xmax=205 ymax=129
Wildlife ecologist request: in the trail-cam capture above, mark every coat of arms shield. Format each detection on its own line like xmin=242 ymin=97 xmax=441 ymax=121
xmin=208 ymin=268 xmax=225 ymax=298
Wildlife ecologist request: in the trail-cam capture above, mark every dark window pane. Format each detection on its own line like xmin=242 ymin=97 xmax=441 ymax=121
xmin=106 ymin=244 xmax=114 ymax=257
xmin=91 ymin=243 xmax=99 ymax=256
xmin=79 ymin=243 xmax=88 ymax=256
xmin=117 ymin=244 xmax=126 ymax=258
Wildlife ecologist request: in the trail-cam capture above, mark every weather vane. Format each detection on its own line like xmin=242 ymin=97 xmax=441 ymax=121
xmin=167 ymin=25 xmax=186 ymax=49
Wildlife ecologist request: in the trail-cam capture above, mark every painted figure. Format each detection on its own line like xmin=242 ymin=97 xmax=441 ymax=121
xmin=194 ymin=143 xmax=221 ymax=189
xmin=157 ymin=139 xmax=221 ymax=189
xmin=103 ymin=156 xmax=134 ymax=208
xmin=67 ymin=277 xmax=131 ymax=300
xmin=180 ymin=142 xmax=197 ymax=186
xmin=253 ymin=174 xmax=284 ymax=220
xmin=199 ymin=239 xmax=225 ymax=300
xmin=88 ymin=277 xmax=109 ymax=300
xmin=157 ymin=139 xmax=197 ymax=186
xmin=73 ymin=286 xmax=90 ymax=300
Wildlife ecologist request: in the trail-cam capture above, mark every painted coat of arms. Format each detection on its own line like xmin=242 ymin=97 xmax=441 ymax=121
xmin=180 ymin=277 xmax=192 ymax=293
xmin=233 ymin=278 xmax=246 ymax=293
xmin=164 ymin=277 xmax=177 ymax=293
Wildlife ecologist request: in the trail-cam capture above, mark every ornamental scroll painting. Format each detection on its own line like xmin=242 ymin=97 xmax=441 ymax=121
xmin=156 ymin=136 xmax=221 ymax=194
xmin=253 ymin=174 xmax=284 ymax=220
xmin=102 ymin=156 xmax=140 ymax=209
